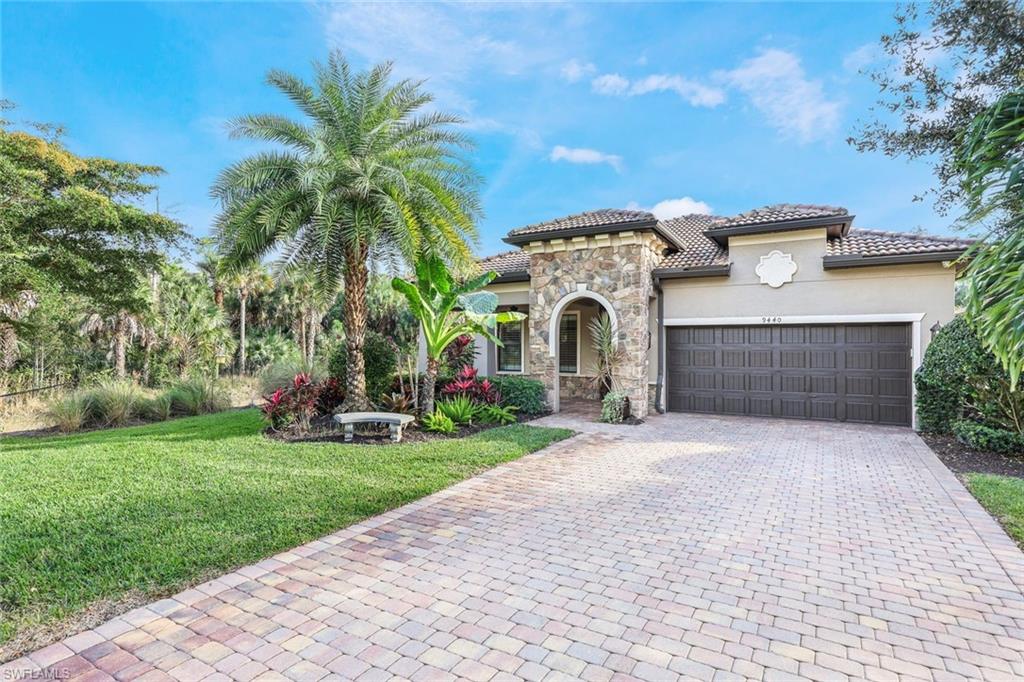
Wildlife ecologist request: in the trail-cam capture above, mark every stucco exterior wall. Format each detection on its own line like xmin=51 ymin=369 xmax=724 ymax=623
xmin=655 ymin=229 xmax=958 ymax=414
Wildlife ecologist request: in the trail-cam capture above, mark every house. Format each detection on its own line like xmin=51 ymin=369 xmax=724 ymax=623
xmin=470 ymin=204 xmax=972 ymax=427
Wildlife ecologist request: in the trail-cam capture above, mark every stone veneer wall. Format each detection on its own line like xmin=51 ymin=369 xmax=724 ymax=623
xmin=525 ymin=231 xmax=665 ymax=418
xmin=559 ymin=375 xmax=600 ymax=401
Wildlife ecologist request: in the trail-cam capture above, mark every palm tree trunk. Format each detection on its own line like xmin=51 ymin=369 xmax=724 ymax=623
xmin=421 ymin=357 xmax=439 ymax=415
xmin=341 ymin=241 xmax=370 ymax=411
xmin=239 ymin=292 xmax=248 ymax=375
xmin=0 ymin=323 xmax=17 ymax=371
xmin=142 ymin=342 xmax=152 ymax=386
xmin=306 ymin=313 xmax=318 ymax=365
xmin=113 ymin=326 xmax=127 ymax=378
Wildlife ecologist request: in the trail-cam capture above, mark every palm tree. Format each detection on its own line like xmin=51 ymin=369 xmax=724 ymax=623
xmin=0 ymin=290 xmax=38 ymax=371
xmin=227 ymin=262 xmax=272 ymax=374
xmin=196 ymin=240 xmax=229 ymax=310
xmin=211 ymin=51 xmax=480 ymax=410
xmin=158 ymin=268 xmax=234 ymax=377
xmin=80 ymin=310 xmax=143 ymax=378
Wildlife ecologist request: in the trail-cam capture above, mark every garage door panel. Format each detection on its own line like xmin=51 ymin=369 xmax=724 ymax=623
xmin=879 ymin=377 xmax=910 ymax=397
xmin=809 ymin=375 xmax=838 ymax=395
xmin=722 ymin=350 xmax=746 ymax=367
xmin=667 ymin=323 xmax=911 ymax=426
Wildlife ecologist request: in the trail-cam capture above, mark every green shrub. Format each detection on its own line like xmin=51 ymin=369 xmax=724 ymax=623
xmin=436 ymin=395 xmax=480 ymax=425
xmin=601 ymin=391 xmax=630 ymax=424
xmin=478 ymin=404 xmax=518 ymax=426
xmin=90 ymin=380 xmax=145 ymax=427
xmin=915 ymin=316 xmax=1024 ymax=435
xmin=422 ymin=411 xmax=456 ymax=434
xmin=48 ymin=391 xmax=93 ymax=433
xmin=140 ymin=393 xmax=173 ymax=422
xmin=328 ymin=331 xmax=398 ymax=403
xmin=953 ymin=420 xmax=1024 ymax=455
xmin=167 ymin=377 xmax=229 ymax=416
xmin=489 ymin=376 xmax=547 ymax=414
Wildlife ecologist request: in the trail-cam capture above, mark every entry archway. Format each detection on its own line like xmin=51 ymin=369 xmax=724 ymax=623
xmin=548 ymin=285 xmax=618 ymax=413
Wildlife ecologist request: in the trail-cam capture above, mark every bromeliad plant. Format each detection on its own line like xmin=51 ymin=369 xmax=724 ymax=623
xmin=392 ymin=255 xmax=525 ymax=414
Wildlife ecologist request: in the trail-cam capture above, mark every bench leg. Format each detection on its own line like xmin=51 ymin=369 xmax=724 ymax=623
xmin=389 ymin=424 xmax=402 ymax=443
xmin=344 ymin=423 xmax=354 ymax=442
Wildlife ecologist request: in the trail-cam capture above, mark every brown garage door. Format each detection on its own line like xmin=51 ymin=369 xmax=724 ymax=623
xmin=666 ymin=324 xmax=912 ymax=425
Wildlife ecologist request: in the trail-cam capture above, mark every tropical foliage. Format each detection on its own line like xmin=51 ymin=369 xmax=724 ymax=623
xmin=956 ymin=90 xmax=1024 ymax=386
xmin=212 ymin=51 xmax=481 ymax=412
xmin=392 ymin=254 xmax=524 ymax=414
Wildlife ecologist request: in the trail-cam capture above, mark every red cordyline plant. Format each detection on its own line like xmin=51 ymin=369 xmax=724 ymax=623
xmin=261 ymin=372 xmax=323 ymax=434
xmin=441 ymin=366 xmax=500 ymax=405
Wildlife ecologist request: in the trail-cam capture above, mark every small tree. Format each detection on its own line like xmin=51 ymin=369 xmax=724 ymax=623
xmin=391 ymin=255 xmax=524 ymax=414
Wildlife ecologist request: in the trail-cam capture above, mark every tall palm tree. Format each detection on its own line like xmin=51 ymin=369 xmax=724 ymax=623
xmin=211 ymin=51 xmax=481 ymax=410
xmin=228 ymin=262 xmax=273 ymax=374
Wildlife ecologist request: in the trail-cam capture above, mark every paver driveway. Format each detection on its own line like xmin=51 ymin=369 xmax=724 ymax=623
xmin=7 ymin=414 xmax=1024 ymax=681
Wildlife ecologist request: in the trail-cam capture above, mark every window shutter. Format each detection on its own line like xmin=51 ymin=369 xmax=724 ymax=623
xmin=559 ymin=315 xmax=578 ymax=374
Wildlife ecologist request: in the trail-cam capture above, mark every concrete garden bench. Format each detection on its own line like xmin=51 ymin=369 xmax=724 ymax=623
xmin=333 ymin=412 xmax=415 ymax=443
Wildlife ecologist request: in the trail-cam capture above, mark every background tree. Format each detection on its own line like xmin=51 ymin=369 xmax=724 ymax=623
xmin=227 ymin=262 xmax=273 ymax=374
xmin=79 ymin=309 xmax=144 ymax=378
xmin=849 ymin=0 xmax=1024 ymax=227
xmin=196 ymin=240 xmax=229 ymax=310
xmin=212 ymin=51 xmax=480 ymax=411
xmin=0 ymin=103 xmax=185 ymax=332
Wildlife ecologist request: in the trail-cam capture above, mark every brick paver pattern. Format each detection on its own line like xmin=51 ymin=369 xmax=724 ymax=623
xmin=6 ymin=413 xmax=1024 ymax=681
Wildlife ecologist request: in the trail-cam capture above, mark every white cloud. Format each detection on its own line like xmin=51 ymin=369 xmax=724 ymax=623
xmin=629 ymin=74 xmax=726 ymax=107
xmin=842 ymin=43 xmax=881 ymax=73
xmin=719 ymin=49 xmax=841 ymax=143
xmin=549 ymin=145 xmax=623 ymax=173
xmin=591 ymin=73 xmax=629 ymax=95
xmin=591 ymin=72 xmax=724 ymax=107
xmin=561 ymin=59 xmax=595 ymax=83
xmin=627 ymin=197 xmax=713 ymax=219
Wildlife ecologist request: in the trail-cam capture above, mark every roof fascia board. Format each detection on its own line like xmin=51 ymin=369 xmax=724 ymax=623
xmin=491 ymin=272 xmax=530 ymax=283
xmin=503 ymin=219 xmax=660 ymax=246
xmin=822 ymin=250 xmax=966 ymax=269
xmin=704 ymin=215 xmax=853 ymax=246
xmin=652 ymin=264 xmax=732 ymax=281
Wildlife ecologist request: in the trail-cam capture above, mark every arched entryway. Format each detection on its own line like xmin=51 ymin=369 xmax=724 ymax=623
xmin=548 ymin=286 xmax=618 ymax=414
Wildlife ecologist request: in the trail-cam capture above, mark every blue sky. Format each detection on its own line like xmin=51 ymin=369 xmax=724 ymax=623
xmin=2 ymin=1 xmax=952 ymax=260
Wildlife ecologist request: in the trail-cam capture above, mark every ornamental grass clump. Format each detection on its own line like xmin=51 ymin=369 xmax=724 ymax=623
xmin=48 ymin=390 xmax=93 ymax=433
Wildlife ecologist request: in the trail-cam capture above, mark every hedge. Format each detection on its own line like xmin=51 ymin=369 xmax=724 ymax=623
xmin=953 ymin=420 xmax=1024 ymax=455
xmin=488 ymin=376 xmax=547 ymax=414
xmin=915 ymin=317 xmax=994 ymax=433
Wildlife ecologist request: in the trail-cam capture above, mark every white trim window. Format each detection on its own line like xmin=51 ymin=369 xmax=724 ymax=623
xmin=496 ymin=320 xmax=525 ymax=374
xmin=558 ymin=312 xmax=580 ymax=375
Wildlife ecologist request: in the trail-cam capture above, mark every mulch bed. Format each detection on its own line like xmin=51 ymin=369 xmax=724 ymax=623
xmin=267 ymin=411 xmax=550 ymax=445
xmin=921 ymin=432 xmax=1024 ymax=479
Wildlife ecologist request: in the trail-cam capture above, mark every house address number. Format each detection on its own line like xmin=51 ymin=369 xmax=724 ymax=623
xmin=761 ymin=316 xmax=783 ymax=324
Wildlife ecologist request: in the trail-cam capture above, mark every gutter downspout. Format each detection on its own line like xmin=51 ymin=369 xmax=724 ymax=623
xmin=654 ymin=277 xmax=665 ymax=414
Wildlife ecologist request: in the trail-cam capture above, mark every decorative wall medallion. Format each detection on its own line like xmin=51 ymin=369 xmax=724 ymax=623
xmin=755 ymin=250 xmax=797 ymax=288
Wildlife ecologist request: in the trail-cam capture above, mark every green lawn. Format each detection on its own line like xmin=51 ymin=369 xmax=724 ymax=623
xmin=0 ymin=410 xmax=572 ymax=649
xmin=966 ymin=473 xmax=1024 ymax=548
